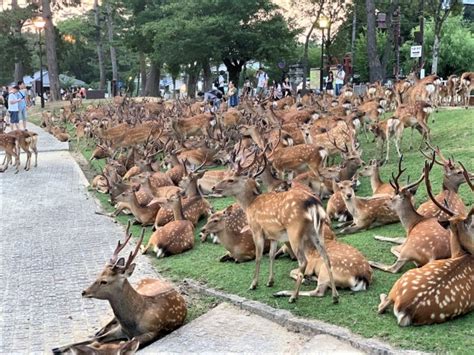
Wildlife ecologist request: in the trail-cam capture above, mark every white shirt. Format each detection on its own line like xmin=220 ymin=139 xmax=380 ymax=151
xmin=8 ymin=93 xmax=19 ymax=111
xmin=335 ymin=69 xmax=345 ymax=85
xmin=218 ymin=75 xmax=225 ymax=86
xmin=257 ymin=72 xmax=268 ymax=88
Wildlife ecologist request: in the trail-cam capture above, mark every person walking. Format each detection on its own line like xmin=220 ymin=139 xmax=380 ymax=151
xmin=255 ymin=67 xmax=268 ymax=99
xmin=8 ymin=86 xmax=22 ymax=131
xmin=18 ymin=81 xmax=30 ymax=130
xmin=227 ymin=81 xmax=238 ymax=107
xmin=335 ymin=64 xmax=345 ymax=96
xmin=326 ymin=71 xmax=334 ymax=95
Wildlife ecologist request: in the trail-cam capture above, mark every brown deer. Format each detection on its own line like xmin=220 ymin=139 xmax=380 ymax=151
xmin=457 ymin=71 xmax=474 ymax=108
xmin=200 ymin=204 xmax=271 ymax=262
xmin=52 ymin=223 xmax=187 ymax=353
xmin=359 ymin=159 xmax=395 ymax=196
xmin=377 ymin=162 xmax=473 ymax=326
xmin=6 ymin=130 xmax=38 ymax=170
xmin=0 ymin=133 xmax=19 ymax=173
xmin=212 ymin=163 xmax=338 ymax=304
xmin=66 ymin=338 xmax=139 ymax=355
xmin=274 ymin=223 xmax=373 ymax=297
xmin=369 ymin=158 xmax=451 ymax=273
xmin=336 ymin=180 xmax=399 ymax=234
xmin=141 ymin=192 xmax=195 ymax=257
xmin=113 ymin=187 xmax=160 ymax=226
xmin=171 ymin=112 xmax=214 ymax=139
xmin=326 ymin=179 xmax=352 ymax=222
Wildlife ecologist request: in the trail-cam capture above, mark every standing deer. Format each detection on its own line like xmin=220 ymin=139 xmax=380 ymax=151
xmin=52 ymin=222 xmax=187 ymax=353
xmin=212 ymin=162 xmax=339 ymax=303
xmin=369 ymin=157 xmax=451 ymax=273
xmin=0 ymin=133 xmax=19 ymax=173
xmin=377 ymin=162 xmax=473 ymax=326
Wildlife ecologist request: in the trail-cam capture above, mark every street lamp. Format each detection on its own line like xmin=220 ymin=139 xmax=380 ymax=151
xmin=318 ymin=15 xmax=329 ymax=92
xmin=33 ymin=16 xmax=46 ymax=108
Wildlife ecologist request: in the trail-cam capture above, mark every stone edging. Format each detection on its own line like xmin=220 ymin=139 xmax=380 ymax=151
xmin=183 ymin=279 xmax=428 ymax=355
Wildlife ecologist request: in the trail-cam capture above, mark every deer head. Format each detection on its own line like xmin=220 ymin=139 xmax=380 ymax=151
xmin=82 ymin=222 xmax=144 ymax=300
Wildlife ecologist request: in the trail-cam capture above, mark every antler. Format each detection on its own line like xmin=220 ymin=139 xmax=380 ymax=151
xmin=459 ymin=161 xmax=474 ymax=191
xmin=389 ymin=155 xmax=406 ymax=194
xmin=424 ymin=160 xmax=455 ymax=217
xmin=124 ymin=228 xmax=145 ymax=270
xmin=109 ymin=220 xmax=133 ymax=266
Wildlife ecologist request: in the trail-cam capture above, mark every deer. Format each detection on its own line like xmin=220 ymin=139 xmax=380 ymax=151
xmin=212 ymin=160 xmax=339 ymax=304
xmin=141 ymin=192 xmax=195 ymax=257
xmin=52 ymin=222 xmax=187 ymax=353
xmin=369 ymin=157 xmax=451 ymax=273
xmin=457 ymin=71 xmax=474 ymax=108
xmin=65 ymin=338 xmax=139 ymax=355
xmin=0 ymin=133 xmax=20 ymax=173
xmin=377 ymin=161 xmax=473 ymax=326
xmin=200 ymin=203 xmax=271 ymax=262
xmin=6 ymin=130 xmax=38 ymax=171
xmin=336 ymin=180 xmax=399 ymax=234
xmin=370 ymin=116 xmax=404 ymax=163
xmin=171 ymin=112 xmax=215 ymax=140
xmin=274 ymin=223 xmax=373 ymax=298
xmin=359 ymin=159 xmax=395 ymax=196
xmin=393 ymin=101 xmax=433 ymax=150
xmin=112 ymin=186 xmax=160 ymax=226
xmin=418 ymin=146 xmax=471 ymax=223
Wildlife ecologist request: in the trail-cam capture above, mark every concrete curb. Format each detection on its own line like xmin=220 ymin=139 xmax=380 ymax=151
xmin=183 ymin=279 xmax=428 ymax=355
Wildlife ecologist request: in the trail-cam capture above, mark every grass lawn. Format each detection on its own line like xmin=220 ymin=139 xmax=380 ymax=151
xmin=31 ymin=106 xmax=474 ymax=352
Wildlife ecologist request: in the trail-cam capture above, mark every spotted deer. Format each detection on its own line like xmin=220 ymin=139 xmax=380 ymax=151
xmin=377 ymin=162 xmax=473 ymax=326
xmin=393 ymin=101 xmax=433 ymax=150
xmin=66 ymin=338 xmax=139 ymax=355
xmin=200 ymin=203 xmax=271 ymax=262
xmin=0 ymin=133 xmax=19 ymax=173
xmin=112 ymin=187 xmax=160 ymax=226
xmin=142 ymin=192 xmax=194 ymax=257
xmin=327 ymin=179 xmax=352 ymax=222
xmin=359 ymin=159 xmax=395 ymax=196
xmin=52 ymin=222 xmax=187 ymax=353
xmin=336 ymin=180 xmax=399 ymax=234
xmin=6 ymin=130 xmax=38 ymax=171
xmin=274 ymin=223 xmax=373 ymax=297
xmin=369 ymin=158 xmax=451 ymax=273
xmin=457 ymin=71 xmax=474 ymax=108
xmin=212 ymin=162 xmax=339 ymax=303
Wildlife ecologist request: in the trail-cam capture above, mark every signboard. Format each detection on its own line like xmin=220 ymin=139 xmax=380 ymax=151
xmin=463 ymin=0 xmax=474 ymax=4
xmin=410 ymin=45 xmax=422 ymax=58
xmin=310 ymin=68 xmax=320 ymax=90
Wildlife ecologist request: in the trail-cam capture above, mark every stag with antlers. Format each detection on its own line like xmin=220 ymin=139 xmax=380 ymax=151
xmin=53 ymin=222 xmax=187 ymax=353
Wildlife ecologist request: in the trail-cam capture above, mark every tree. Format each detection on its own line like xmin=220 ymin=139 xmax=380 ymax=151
xmin=94 ymin=0 xmax=106 ymax=90
xmin=105 ymin=1 xmax=118 ymax=86
xmin=365 ymin=0 xmax=383 ymax=82
xmin=426 ymin=0 xmax=461 ymax=75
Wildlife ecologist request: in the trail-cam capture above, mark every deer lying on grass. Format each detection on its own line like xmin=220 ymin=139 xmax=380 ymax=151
xmin=113 ymin=187 xmax=160 ymax=226
xmin=336 ymin=180 xmax=399 ymax=234
xmin=274 ymin=223 xmax=373 ymax=297
xmin=142 ymin=193 xmax=194 ymax=258
xmin=212 ymin=161 xmax=339 ymax=303
xmin=377 ymin=162 xmax=473 ymax=326
xmin=200 ymin=204 xmax=271 ymax=262
xmin=52 ymin=222 xmax=187 ymax=353
xmin=419 ymin=146 xmax=471 ymax=223
xmin=369 ymin=157 xmax=451 ymax=273
xmin=327 ymin=179 xmax=352 ymax=222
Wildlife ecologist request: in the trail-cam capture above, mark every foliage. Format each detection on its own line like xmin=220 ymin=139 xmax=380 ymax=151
xmin=354 ymin=29 xmax=393 ymax=82
xmin=400 ymin=15 xmax=474 ymax=77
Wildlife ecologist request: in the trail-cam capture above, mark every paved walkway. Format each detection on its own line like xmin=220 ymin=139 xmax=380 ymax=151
xmin=0 ymin=123 xmax=363 ymax=354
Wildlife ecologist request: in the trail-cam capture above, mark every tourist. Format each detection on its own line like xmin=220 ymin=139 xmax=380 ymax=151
xmin=326 ymin=71 xmax=334 ymax=95
xmin=79 ymin=86 xmax=87 ymax=99
xmin=282 ymin=77 xmax=292 ymax=97
xmin=202 ymin=89 xmax=223 ymax=112
xmin=242 ymin=77 xmax=252 ymax=99
xmin=255 ymin=67 xmax=268 ymax=99
xmin=18 ymin=81 xmax=29 ymax=130
xmin=227 ymin=81 xmax=238 ymax=107
xmin=8 ymin=86 xmax=22 ymax=131
xmin=335 ymin=64 xmax=345 ymax=96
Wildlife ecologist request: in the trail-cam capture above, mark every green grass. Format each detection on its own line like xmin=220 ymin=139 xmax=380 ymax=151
xmin=75 ymin=108 xmax=473 ymax=352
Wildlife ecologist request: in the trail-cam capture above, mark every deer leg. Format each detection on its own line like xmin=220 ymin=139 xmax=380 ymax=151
xmin=390 ymin=245 xmax=402 ymax=258
xmin=24 ymin=149 xmax=31 ymax=170
xmin=374 ymin=235 xmax=406 ymax=244
xmin=219 ymin=252 xmax=234 ymax=262
xmin=266 ymin=240 xmax=278 ymax=287
xmin=369 ymin=258 xmax=407 ymax=273
xmin=289 ymin=243 xmax=307 ymax=303
xmin=312 ymin=234 xmax=338 ymax=303
xmin=339 ymin=223 xmax=365 ymax=235
xmin=249 ymin=230 xmax=264 ymax=290
xmin=377 ymin=293 xmax=393 ymax=314
xmin=95 ymin=317 xmax=119 ymax=337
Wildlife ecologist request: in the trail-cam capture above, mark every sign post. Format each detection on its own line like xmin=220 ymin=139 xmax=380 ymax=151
xmin=410 ymin=45 xmax=422 ymax=58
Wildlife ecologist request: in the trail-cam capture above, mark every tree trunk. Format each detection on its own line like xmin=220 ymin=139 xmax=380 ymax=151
xmin=94 ymin=0 xmax=106 ymax=90
xmin=105 ymin=2 xmax=118 ymax=81
xmin=365 ymin=0 xmax=383 ymax=82
xmin=223 ymin=58 xmax=245 ymax=88
xmin=186 ymin=65 xmax=199 ymax=99
xmin=139 ymin=52 xmax=147 ymax=95
xmin=42 ymin=0 xmax=61 ymax=101
xmin=172 ymin=76 xmax=176 ymax=99
xmin=350 ymin=5 xmax=357 ymax=80
xmin=431 ymin=31 xmax=441 ymax=75
xmin=14 ymin=63 xmax=24 ymax=84
xmin=145 ymin=61 xmax=161 ymax=97
xmin=12 ymin=0 xmax=24 ymax=83
xmin=380 ymin=1 xmax=398 ymax=80
xmin=202 ymin=60 xmax=212 ymax=92
xmin=302 ymin=22 xmax=316 ymax=91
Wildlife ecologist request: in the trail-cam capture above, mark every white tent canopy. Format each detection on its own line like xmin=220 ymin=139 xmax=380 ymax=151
xmin=13 ymin=70 xmax=86 ymax=88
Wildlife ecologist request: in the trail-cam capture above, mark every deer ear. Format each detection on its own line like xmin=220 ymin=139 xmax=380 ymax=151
xmin=114 ymin=257 xmax=126 ymax=268
xmin=124 ymin=263 xmax=136 ymax=277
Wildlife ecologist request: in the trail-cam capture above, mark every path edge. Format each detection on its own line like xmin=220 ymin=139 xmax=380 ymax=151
xmin=183 ymin=279 xmax=428 ymax=355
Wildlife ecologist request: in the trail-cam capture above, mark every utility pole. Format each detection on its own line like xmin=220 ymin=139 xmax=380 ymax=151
xmin=393 ymin=6 xmax=401 ymax=79
xmin=350 ymin=5 xmax=357 ymax=81
xmin=418 ymin=0 xmax=425 ymax=78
